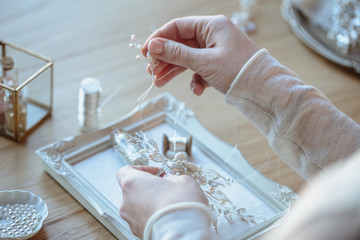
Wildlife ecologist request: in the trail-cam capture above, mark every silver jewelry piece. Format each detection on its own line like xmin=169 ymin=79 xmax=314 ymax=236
xmin=327 ymin=0 xmax=360 ymax=55
xmin=111 ymin=128 xmax=257 ymax=230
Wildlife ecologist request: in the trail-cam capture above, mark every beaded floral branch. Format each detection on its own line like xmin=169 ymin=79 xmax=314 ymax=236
xmin=129 ymin=34 xmax=160 ymax=107
xmin=129 ymin=34 xmax=158 ymax=80
xmin=111 ymin=128 xmax=257 ymax=231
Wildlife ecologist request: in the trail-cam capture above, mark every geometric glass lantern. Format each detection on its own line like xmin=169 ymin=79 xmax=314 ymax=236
xmin=0 ymin=40 xmax=53 ymax=141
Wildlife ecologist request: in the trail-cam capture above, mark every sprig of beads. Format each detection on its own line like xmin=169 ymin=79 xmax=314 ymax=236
xmin=0 ymin=204 xmax=41 ymax=238
xmin=129 ymin=34 xmax=159 ymax=107
xmin=165 ymin=153 xmax=257 ymax=231
xmin=129 ymin=34 xmax=158 ymax=75
xmin=111 ymin=128 xmax=258 ymax=231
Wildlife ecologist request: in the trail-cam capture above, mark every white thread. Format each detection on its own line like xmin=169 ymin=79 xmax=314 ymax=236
xmin=99 ymin=85 xmax=123 ymax=110
xmin=78 ymin=77 xmax=102 ymax=133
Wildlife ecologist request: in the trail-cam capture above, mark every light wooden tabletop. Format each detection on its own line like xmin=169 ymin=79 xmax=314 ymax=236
xmin=1 ymin=0 xmax=359 ymax=239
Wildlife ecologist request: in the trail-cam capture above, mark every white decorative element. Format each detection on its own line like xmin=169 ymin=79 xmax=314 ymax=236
xmin=130 ymin=34 xmax=160 ymax=112
xmin=0 ymin=190 xmax=48 ymax=240
xmin=327 ymin=0 xmax=360 ymax=55
xmin=231 ymin=0 xmax=256 ymax=33
xmin=271 ymin=184 xmax=299 ymax=208
xmin=130 ymin=34 xmax=159 ymax=68
xmin=36 ymin=137 xmax=75 ymax=176
xmin=111 ymin=128 xmax=165 ymax=166
xmin=111 ymin=129 xmax=258 ymax=231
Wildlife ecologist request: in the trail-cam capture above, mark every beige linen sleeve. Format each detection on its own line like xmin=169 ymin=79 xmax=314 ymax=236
xmin=225 ymin=49 xmax=360 ymax=180
xmin=144 ymin=202 xmax=212 ymax=240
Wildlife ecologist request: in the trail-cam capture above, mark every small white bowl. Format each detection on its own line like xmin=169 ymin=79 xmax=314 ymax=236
xmin=0 ymin=190 xmax=48 ymax=240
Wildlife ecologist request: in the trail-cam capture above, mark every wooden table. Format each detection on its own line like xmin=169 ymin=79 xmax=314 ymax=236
xmin=1 ymin=0 xmax=359 ymax=239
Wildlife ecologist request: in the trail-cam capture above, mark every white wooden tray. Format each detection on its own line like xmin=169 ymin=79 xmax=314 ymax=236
xmin=36 ymin=93 xmax=297 ymax=240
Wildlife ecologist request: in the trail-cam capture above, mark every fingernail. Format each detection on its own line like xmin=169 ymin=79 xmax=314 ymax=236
xmin=148 ymin=39 xmax=164 ymax=55
xmin=192 ymin=84 xmax=200 ymax=96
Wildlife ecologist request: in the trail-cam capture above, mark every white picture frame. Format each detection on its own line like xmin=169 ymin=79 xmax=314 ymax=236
xmin=36 ymin=93 xmax=297 ymax=240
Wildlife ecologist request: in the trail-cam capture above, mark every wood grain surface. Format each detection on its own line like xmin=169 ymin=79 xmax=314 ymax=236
xmin=1 ymin=0 xmax=359 ymax=239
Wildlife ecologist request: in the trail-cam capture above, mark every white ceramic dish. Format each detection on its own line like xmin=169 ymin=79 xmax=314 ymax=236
xmin=0 ymin=190 xmax=48 ymax=240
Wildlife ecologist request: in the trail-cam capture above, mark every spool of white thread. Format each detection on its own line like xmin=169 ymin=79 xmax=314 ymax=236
xmin=78 ymin=77 xmax=102 ymax=133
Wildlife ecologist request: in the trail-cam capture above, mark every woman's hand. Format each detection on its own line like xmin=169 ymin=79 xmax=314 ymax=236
xmin=116 ymin=165 xmax=207 ymax=239
xmin=142 ymin=15 xmax=259 ymax=96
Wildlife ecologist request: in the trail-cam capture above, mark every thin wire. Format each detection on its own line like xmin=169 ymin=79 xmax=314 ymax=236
xmin=99 ymin=85 xmax=123 ymax=110
xmin=135 ymin=66 xmax=183 ymax=124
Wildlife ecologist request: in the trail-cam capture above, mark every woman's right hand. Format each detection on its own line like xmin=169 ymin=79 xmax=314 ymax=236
xmin=142 ymin=15 xmax=260 ymax=96
xmin=116 ymin=165 xmax=208 ymax=239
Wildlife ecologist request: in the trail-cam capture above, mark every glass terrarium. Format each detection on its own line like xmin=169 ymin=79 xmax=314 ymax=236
xmin=0 ymin=40 xmax=53 ymax=141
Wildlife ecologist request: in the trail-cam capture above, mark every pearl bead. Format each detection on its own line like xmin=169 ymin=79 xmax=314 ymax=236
xmin=0 ymin=203 xmax=41 ymax=238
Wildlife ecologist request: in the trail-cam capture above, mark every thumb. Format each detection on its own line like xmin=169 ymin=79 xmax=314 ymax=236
xmin=148 ymin=38 xmax=201 ymax=70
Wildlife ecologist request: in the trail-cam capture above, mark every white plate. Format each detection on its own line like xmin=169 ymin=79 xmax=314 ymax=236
xmin=0 ymin=190 xmax=48 ymax=240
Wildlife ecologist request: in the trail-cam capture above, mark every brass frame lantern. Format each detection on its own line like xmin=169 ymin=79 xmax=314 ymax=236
xmin=0 ymin=40 xmax=53 ymax=141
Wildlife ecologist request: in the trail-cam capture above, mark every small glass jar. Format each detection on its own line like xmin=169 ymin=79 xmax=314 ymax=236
xmin=1 ymin=57 xmax=27 ymax=137
xmin=0 ymin=84 xmax=4 ymax=132
xmin=0 ymin=61 xmax=4 ymax=131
